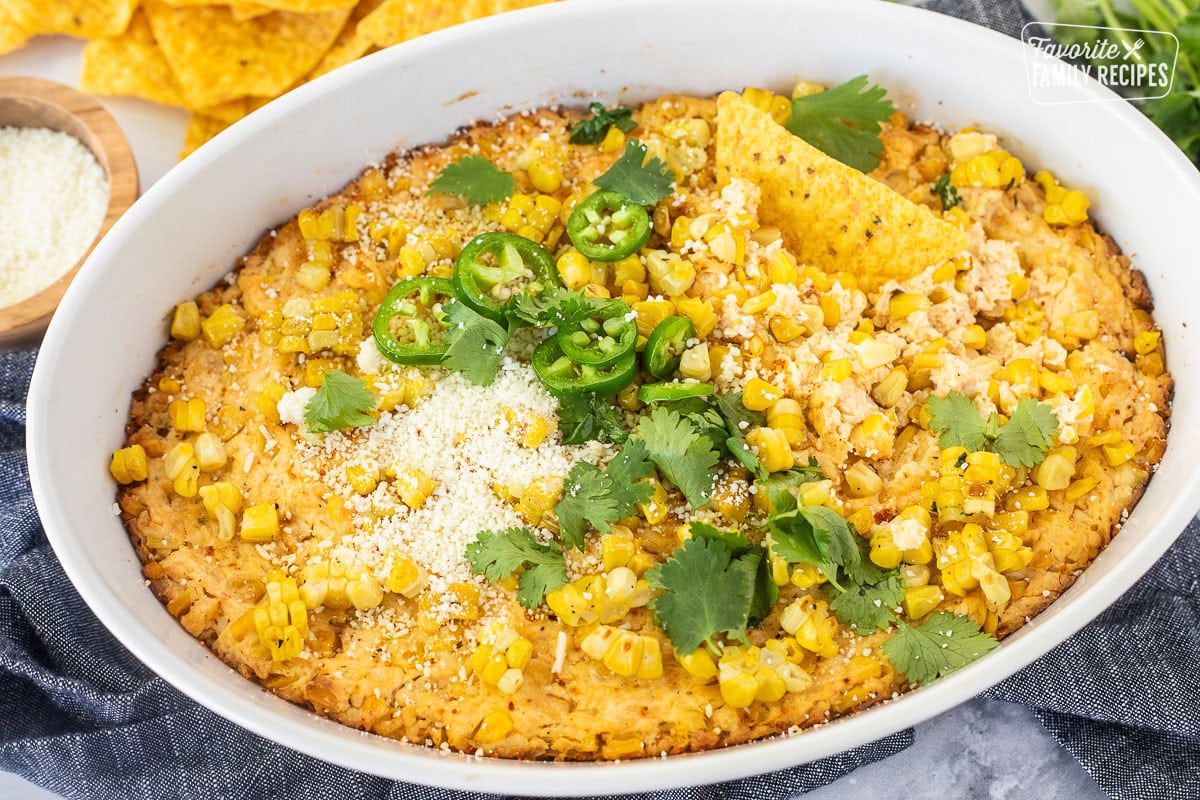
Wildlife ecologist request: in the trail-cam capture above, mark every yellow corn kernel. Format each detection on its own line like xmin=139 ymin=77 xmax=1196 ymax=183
xmin=385 ymin=554 xmax=426 ymax=598
xmin=742 ymin=290 xmax=777 ymax=316
xmin=719 ymin=670 xmax=760 ymax=709
xmin=344 ymin=464 xmax=379 ymax=496
xmin=677 ymin=648 xmax=718 ymax=682
xmin=961 ymin=324 xmax=987 ymax=350
xmin=889 ymin=292 xmax=931 ymax=320
xmin=394 ymin=467 xmax=436 ymax=509
xmin=769 ymin=316 xmax=806 ymax=343
xmin=785 ymin=597 xmax=839 ymax=659
xmin=638 ymin=477 xmax=669 ymax=524
xmin=556 ymin=249 xmax=592 ymax=290
xmin=601 ymin=527 xmax=637 ymax=571
xmin=545 ymin=584 xmax=593 ymax=627
xmin=598 ymin=125 xmax=626 ymax=152
xmin=765 ymin=398 xmax=805 ymax=445
xmin=1102 ymin=441 xmax=1136 ymax=467
xmin=646 ymin=251 xmax=697 ymax=297
xmin=844 ymin=461 xmax=882 ymax=497
xmin=343 ymin=566 xmax=384 ymax=611
xmin=170 ymin=301 xmax=201 ymax=341
xmin=1062 ymin=310 xmax=1100 ymax=341
xmin=109 ymin=444 xmax=148 ymax=484
xmin=821 ymin=357 xmax=852 ymax=382
xmin=950 ymin=149 xmax=1025 ymax=188
xmin=850 ymin=414 xmax=893 ymax=459
xmin=517 ymin=476 xmax=562 ymax=527
xmin=631 ymin=299 xmax=676 ymax=338
xmin=168 ymin=397 xmax=206 ymax=433
xmin=474 ymin=710 xmax=513 ymax=744
xmin=505 ymin=636 xmax=533 ymax=670
xmin=867 ymin=367 xmax=907 ymax=410
xmin=789 ymin=562 xmax=825 ymax=589
xmin=1065 ymin=476 xmax=1099 ymax=501
xmin=198 ymin=482 xmax=243 ymax=543
xmin=240 ymin=503 xmax=279 ymax=543
xmin=674 ymin=297 xmax=717 ymax=338
xmin=603 ymin=631 xmax=645 ymax=677
xmin=528 ymin=157 xmax=562 ymax=193
xmin=163 ymin=442 xmax=199 ymax=498
xmin=1033 ymin=450 xmax=1077 ymax=491
xmin=1138 ymin=351 xmax=1166 ymax=377
xmin=495 ymin=668 xmax=524 ymax=695
xmin=201 ymin=304 xmax=244 ymax=348
xmin=747 ymin=426 xmax=794 ymax=473
xmin=1134 ymin=330 xmax=1161 ymax=355
xmin=193 ymin=432 xmax=227 ymax=471
xmin=742 ymin=378 xmax=784 ymax=411
xmin=678 ymin=343 xmax=712 ymax=381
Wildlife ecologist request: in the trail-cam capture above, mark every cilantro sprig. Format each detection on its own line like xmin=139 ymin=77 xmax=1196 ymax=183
xmin=441 ymin=299 xmax=509 ymax=387
xmin=829 ymin=573 xmax=905 ymax=634
xmin=768 ymin=502 xmax=861 ymax=591
xmin=554 ymin=438 xmax=653 ymax=550
xmin=569 ymin=102 xmax=637 ymax=145
xmin=785 ymin=75 xmax=895 ymax=173
xmin=933 ymin=173 xmax=960 ymax=210
xmin=646 ymin=524 xmax=776 ymax=655
xmin=882 ymin=611 xmax=1000 ymax=685
xmin=593 ymin=139 xmax=674 ymax=206
xmin=428 ymin=154 xmax=516 ymax=205
xmin=304 ymin=370 xmax=376 ymax=433
xmin=464 ymin=528 xmax=569 ymax=608
xmin=636 ymin=407 xmax=722 ymax=508
xmin=926 ymin=391 xmax=1059 ymax=468
xmin=556 ymin=393 xmax=630 ymax=446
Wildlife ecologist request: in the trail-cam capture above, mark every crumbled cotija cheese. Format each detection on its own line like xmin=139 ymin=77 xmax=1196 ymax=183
xmin=0 ymin=126 xmax=107 ymax=307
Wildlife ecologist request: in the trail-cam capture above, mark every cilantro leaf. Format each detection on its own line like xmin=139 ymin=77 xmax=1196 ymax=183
xmin=556 ymin=393 xmax=630 ymax=445
xmin=993 ymin=399 xmax=1059 ymax=468
xmin=769 ymin=503 xmax=860 ymax=590
xmin=882 ymin=611 xmax=1000 ymax=686
xmin=441 ymin=299 xmax=509 ymax=386
xmin=636 ymin=406 xmax=722 ymax=508
xmin=304 ymin=370 xmax=376 ymax=433
xmin=785 ymin=75 xmax=895 ymax=173
xmin=507 ymin=285 xmax=609 ymax=328
xmin=554 ymin=440 xmax=653 ymax=549
xmin=646 ymin=536 xmax=755 ymax=654
xmin=933 ymin=173 xmax=960 ymax=210
xmin=569 ymin=102 xmax=637 ymax=145
xmin=464 ymin=528 xmax=568 ymax=608
xmin=756 ymin=461 xmax=826 ymax=513
xmin=687 ymin=521 xmax=751 ymax=552
xmin=926 ymin=391 xmax=990 ymax=452
xmin=427 ymin=155 xmax=516 ymax=205
xmin=715 ymin=391 xmax=768 ymax=478
xmin=830 ymin=574 xmax=904 ymax=634
xmin=593 ymin=139 xmax=674 ymax=206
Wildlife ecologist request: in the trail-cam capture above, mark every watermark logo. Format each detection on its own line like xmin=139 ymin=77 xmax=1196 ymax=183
xmin=1022 ymin=23 xmax=1178 ymax=105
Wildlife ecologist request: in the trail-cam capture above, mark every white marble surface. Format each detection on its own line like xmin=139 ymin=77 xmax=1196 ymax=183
xmin=0 ymin=697 xmax=1107 ymax=798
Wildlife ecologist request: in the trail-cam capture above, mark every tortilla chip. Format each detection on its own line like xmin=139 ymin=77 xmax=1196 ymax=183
xmin=195 ymin=94 xmax=273 ymax=123
xmin=181 ymin=112 xmax=238 ymax=158
xmin=1 ymin=0 xmax=137 ymax=38
xmin=252 ymin=0 xmax=357 ymax=10
xmin=357 ymin=0 xmax=556 ymax=48
xmin=231 ymin=3 xmax=273 ymax=21
xmin=0 ymin=5 xmax=29 ymax=54
xmin=715 ymin=91 xmax=968 ymax=290
xmin=80 ymin=10 xmax=186 ymax=108
xmin=144 ymin=0 xmax=350 ymax=109
xmin=308 ymin=0 xmax=384 ymax=79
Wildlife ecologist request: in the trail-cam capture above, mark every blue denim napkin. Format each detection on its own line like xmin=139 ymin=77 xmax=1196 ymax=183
xmin=4 ymin=2 xmax=1198 ymax=798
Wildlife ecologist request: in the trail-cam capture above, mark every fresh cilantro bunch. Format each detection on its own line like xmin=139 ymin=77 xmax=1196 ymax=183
xmin=569 ymin=102 xmax=637 ymax=145
xmin=646 ymin=523 xmax=776 ymax=655
xmin=926 ymin=391 xmax=1059 ymax=467
xmin=304 ymin=370 xmax=376 ymax=433
xmin=593 ymin=140 xmax=674 ymax=205
xmin=785 ymin=75 xmax=895 ymax=172
xmin=1053 ymin=0 xmax=1200 ymax=164
xmin=427 ymin=155 xmax=516 ymax=205
xmin=464 ymin=527 xmax=569 ymax=608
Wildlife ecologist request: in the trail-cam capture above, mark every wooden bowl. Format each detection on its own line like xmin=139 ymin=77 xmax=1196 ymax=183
xmin=0 ymin=76 xmax=138 ymax=345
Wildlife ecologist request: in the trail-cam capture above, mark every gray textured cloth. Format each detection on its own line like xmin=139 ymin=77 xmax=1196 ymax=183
xmin=3 ymin=2 xmax=1198 ymax=798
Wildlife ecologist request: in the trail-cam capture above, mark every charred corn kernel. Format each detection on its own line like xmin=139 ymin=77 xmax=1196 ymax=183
xmin=850 ymin=414 xmax=893 ymax=459
xmin=201 ymin=304 xmax=244 ymax=348
xmin=170 ymin=301 xmax=201 ymax=340
xmin=632 ymin=299 xmax=676 ymax=338
xmin=603 ymin=631 xmax=645 ymax=677
xmin=889 ymin=292 xmax=930 ymax=319
xmin=821 ymin=357 xmax=852 ymax=382
xmin=1063 ymin=310 xmax=1100 ymax=340
xmin=747 ymin=426 xmax=793 ymax=473
xmin=844 ymin=461 xmax=882 ymax=497
xmin=169 ymin=397 xmax=206 ymax=432
xmin=678 ymin=647 xmax=718 ymax=682
xmin=678 ymin=343 xmax=712 ymax=381
xmin=766 ymin=398 xmax=805 ymax=445
xmin=517 ymin=476 xmax=562 ymax=526
xmin=904 ymin=585 xmax=945 ymax=619
xmin=1134 ymin=330 xmax=1162 ymax=355
xmin=394 ymin=467 xmax=436 ymax=509
xmin=110 ymin=445 xmax=148 ymax=484
xmin=474 ymin=710 xmax=513 ymax=744
xmin=742 ymin=378 xmax=783 ymax=411
xmin=163 ymin=442 xmax=199 ymax=497
xmin=646 ymin=251 xmax=697 ymax=297
xmin=240 ymin=503 xmax=279 ymax=543
xmin=1033 ymin=450 xmax=1077 ymax=491
xmin=1139 ymin=351 xmax=1166 ymax=377
xmin=1103 ymin=441 xmax=1136 ymax=467
xmin=786 ymin=597 xmax=839 ymax=659
xmin=638 ymin=477 xmax=669 ymax=524
xmin=961 ymin=324 xmax=987 ymax=350
xmin=556 ymin=249 xmax=592 ymax=290
xmin=193 ymin=432 xmax=227 ymax=471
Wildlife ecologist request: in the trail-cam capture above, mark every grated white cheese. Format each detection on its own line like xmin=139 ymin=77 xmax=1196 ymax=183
xmin=277 ymin=387 xmax=316 ymax=425
xmin=0 ymin=126 xmax=108 ymax=307
xmin=551 ymin=630 xmax=568 ymax=674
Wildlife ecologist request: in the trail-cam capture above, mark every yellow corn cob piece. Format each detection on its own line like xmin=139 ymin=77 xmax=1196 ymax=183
xmin=746 ymin=426 xmax=794 ymax=473
xmin=168 ymin=397 xmax=207 ymax=433
xmin=170 ymin=301 xmax=201 ymax=341
xmin=201 ymin=304 xmax=244 ymax=348
xmin=239 ymin=503 xmax=279 ymax=543
xmin=199 ymin=481 xmax=243 ymax=541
